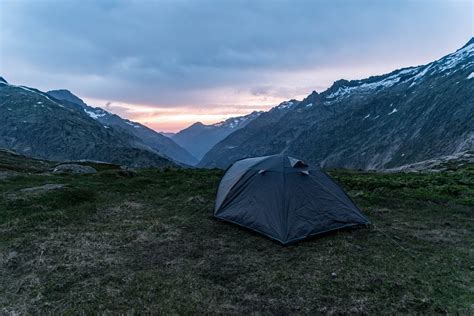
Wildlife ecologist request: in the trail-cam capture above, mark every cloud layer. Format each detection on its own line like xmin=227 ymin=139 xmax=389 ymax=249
xmin=0 ymin=0 xmax=472 ymax=130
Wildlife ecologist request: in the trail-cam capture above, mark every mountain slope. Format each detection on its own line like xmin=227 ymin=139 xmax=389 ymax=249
xmin=47 ymin=90 xmax=198 ymax=166
xmin=172 ymin=111 xmax=262 ymax=160
xmin=197 ymin=99 xmax=301 ymax=166
xmin=0 ymin=80 xmax=175 ymax=167
xmin=200 ymin=39 xmax=474 ymax=169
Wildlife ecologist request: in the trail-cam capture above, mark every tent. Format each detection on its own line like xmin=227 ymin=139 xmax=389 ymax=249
xmin=214 ymin=155 xmax=370 ymax=244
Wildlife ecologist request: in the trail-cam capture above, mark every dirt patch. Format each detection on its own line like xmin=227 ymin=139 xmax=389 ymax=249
xmin=97 ymin=201 xmax=145 ymax=221
xmin=122 ymin=201 xmax=143 ymax=210
xmin=20 ymin=184 xmax=66 ymax=194
xmin=186 ymin=195 xmax=206 ymax=204
xmin=4 ymin=183 xmax=66 ymax=201
xmin=0 ymin=171 xmax=18 ymax=180
xmin=411 ymin=228 xmax=467 ymax=244
xmin=53 ymin=164 xmax=97 ymax=174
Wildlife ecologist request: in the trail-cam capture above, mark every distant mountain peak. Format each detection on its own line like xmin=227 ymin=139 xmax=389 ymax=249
xmin=173 ymin=111 xmax=263 ymax=160
xmin=212 ymin=111 xmax=263 ymax=129
xmin=332 ymin=79 xmax=351 ymax=88
xmin=275 ymin=99 xmax=299 ymax=110
xmin=47 ymin=89 xmax=87 ymax=107
xmin=0 ymin=76 xmax=7 ymax=84
xmin=49 ymin=88 xmax=72 ymax=93
xmin=461 ymin=37 xmax=474 ymax=49
xmin=190 ymin=122 xmax=205 ymax=127
xmin=46 ymin=88 xmax=197 ymax=165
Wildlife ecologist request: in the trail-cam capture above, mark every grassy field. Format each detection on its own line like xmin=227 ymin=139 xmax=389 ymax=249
xmin=0 ymin=153 xmax=473 ymax=314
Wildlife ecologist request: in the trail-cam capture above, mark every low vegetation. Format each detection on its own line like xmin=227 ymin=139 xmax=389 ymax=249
xmin=0 ymin=152 xmax=473 ymax=314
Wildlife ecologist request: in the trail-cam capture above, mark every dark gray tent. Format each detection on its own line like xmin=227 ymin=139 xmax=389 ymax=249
xmin=214 ymin=155 xmax=370 ymax=244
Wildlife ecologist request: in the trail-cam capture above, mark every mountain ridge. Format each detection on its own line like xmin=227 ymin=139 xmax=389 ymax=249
xmin=46 ymin=89 xmax=198 ymax=165
xmin=0 ymin=80 xmax=177 ymax=167
xmin=199 ymin=38 xmax=474 ymax=169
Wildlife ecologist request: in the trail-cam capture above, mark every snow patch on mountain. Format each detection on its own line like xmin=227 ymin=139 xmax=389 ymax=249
xmin=363 ymin=76 xmax=401 ymax=89
xmin=409 ymin=65 xmax=433 ymax=85
xmin=276 ymin=100 xmax=296 ymax=109
xmin=226 ymin=118 xmax=246 ymax=129
xmin=326 ymin=86 xmax=352 ymax=99
xmin=125 ymin=121 xmax=141 ymax=128
xmin=84 ymin=108 xmax=106 ymax=120
xmin=406 ymin=43 xmax=473 ymax=84
xmin=467 ymin=72 xmax=474 ymax=79
xmin=396 ymin=67 xmax=420 ymax=76
xmin=212 ymin=111 xmax=262 ymax=129
xmin=388 ymin=108 xmax=398 ymax=115
xmin=327 ymin=75 xmax=401 ymax=99
xmin=437 ymin=42 xmax=474 ymax=73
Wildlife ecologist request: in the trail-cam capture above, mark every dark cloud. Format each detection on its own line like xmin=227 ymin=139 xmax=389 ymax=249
xmin=0 ymin=0 xmax=472 ymax=108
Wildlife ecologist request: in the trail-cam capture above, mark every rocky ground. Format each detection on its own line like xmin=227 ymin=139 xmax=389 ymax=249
xmin=0 ymin=150 xmax=473 ymax=314
xmin=385 ymin=151 xmax=474 ymax=173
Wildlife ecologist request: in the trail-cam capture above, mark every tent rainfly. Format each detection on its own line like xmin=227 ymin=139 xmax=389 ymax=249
xmin=214 ymin=155 xmax=370 ymax=244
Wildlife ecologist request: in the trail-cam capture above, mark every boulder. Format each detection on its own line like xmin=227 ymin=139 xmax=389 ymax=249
xmin=53 ymin=164 xmax=97 ymax=174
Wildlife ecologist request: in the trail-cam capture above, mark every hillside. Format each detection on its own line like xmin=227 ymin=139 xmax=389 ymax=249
xmin=0 ymin=80 xmax=175 ymax=168
xmin=0 ymin=152 xmax=472 ymax=314
xmin=200 ymin=39 xmax=474 ymax=169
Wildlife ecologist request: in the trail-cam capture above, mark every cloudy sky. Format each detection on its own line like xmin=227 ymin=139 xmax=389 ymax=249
xmin=0 ymin=0 xmax=472 ymax=131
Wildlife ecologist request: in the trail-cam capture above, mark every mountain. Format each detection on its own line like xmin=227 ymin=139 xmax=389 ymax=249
xmin=200 ymin=39 xmax=474 ymax=169
xmin=47 ymin=89 xmax=198 ymax=166
xmin=172 ymin=111 xmax=263 ymax=160
xmin=0 ymin=79 xmax=175 ymax=167
xmin=46 ymin=89 xmax=88 ymax=108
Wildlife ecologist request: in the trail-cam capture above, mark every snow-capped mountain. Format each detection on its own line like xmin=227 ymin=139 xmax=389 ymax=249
xmin=320 ymin=38 xmax=474 ymax=101
xmin=275 ymin=99 xmax=300 ymax=110
xmin=199 ymin=38 xmax=474 ymax=169
xmin=0 ymin=80 xmax=175 ymax=167
xmin=172 ymin=111 xmax=262 ymax=160
xmin=47 ymin=89 xmax=198 ymax=166
xmin=212 ymin=112 xmax=262 ymax=129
